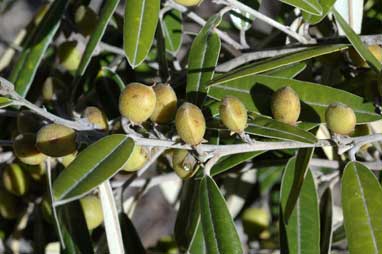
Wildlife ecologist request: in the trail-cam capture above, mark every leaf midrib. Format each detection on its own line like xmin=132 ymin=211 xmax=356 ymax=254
xmin=132 ymin=0 xmax=147 ymax=65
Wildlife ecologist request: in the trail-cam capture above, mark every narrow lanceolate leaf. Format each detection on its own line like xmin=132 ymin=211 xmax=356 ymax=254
xmin=161 ymin=9 xmax=183 ymax=54
xmin=341 ymin=162 xmax=382 ymax=254
xmin=124 ymin=0 xmax=160 ymax=68
xmin=189 ymin=221 xmax=207 ymax=254
xmin=281 ymin=0 xmax=323 ymax=15
xmin=211 ymin=151 xmax=264 ymax=176
xmin=209 ymin=44 xmax=347 ymax=86
xmin=9 ymin=0 xmax=68 ymax=97
xmin=53 ymin=135 xmax=134 ymax=201
xmin=334 ymin=0 xmax=364 ymax=35
xmin=303 ymin=0 xmax=336 ymax=24
xmin=333 ymin=9 xmax=382 ymax=72
xmin=320 ymin=188 xmax=333 ymax=254
xmin=199 ymin=176 xmax=243 ymax=254
xmin=283 ymin=149 xmax=315 ymax=222
xmin=208 ymin=75 xmax=380 ymax=123
xmin=0 ymin=97 xmax=13 ymax=108
xmin=76 ymin=0 xmax=120 ymax=77
xmin=263 ymin=62 xmax=307 ymax=78
xmin=187 ymin=15 xmax=222 ymax=106
xmin=99 ymin=181 xmax=124 ymax=254
xmin=280 ymin=162 xmax=320 ymax=254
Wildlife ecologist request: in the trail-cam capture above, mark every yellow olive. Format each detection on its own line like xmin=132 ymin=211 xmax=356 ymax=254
xmin=0 ymin=190 xmax=21 ymax=219
xmin=172 ymin=149 xmax=198 ymax=179
xmin=17 ymin=110 xmax=44 ymax=134
xmin=150 ymin=84 xmax=178 ymax=124
xmin=13 ymin=134 xmax=46 ymax=165
xmin=59 ymin=152 xmax=77 ymax=168
xmin=57 ymin=41 xmax=81 ymax=71
xmin=349 ymin=45 xmax=382 ymax=68
xmin=174 ymin=0 xmax=203 ymax=7
xmin=3 ymin=163 xmax=28 ymax=196
xmin=325 ymin=103 xmax=356 ymax=135
xmin=119 ymin=83 xmax=156 ymax=124
xmin=241 ymin=207 xmax=270 ymax=240
xmin=42 ymin=77 xmax=65 ymax=102
xmin=175 ymin=102 xmax=206 ymax=145
xmin=271 ymin=86 xmax=301 ymax=126
xmin=80 ymin=195 xmax=104 ymax=230
xmin=83 ymin=106 xmax=109 ymax=131
xmin=122 ymin=145 xmax=149 ymax=172
xmin=74 ymin=5 xmax=98 ymax=37
xmin=36 ymin=124 xmax=77 ymax=157
xmin=220 ymin=96 xmax=247 ymax=134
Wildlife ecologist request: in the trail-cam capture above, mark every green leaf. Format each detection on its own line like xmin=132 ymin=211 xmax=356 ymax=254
xmin=208 ymin=75 xmax=380 ymax=123
xmin=211 ymin=151 xmax=264 ymax=176
xmin=341 ymin=162 xmax=382 ymax=254
xmin=97 ymin=67 xmax=126 ymax=91
xmin=76 ymin=0 xmax=120 ymax=77
xmin=53 ymin=135 xmax=134 ymax=201
xmin=303 ymin=0 xmax=336 ymax=24
xmin=0 ymin=97 xmax=13 ymax=108
xmin=156 ymin=19 xmax=170 ymax=82
xmin=199 ymin=176 xmax=243 ymax=254
xmin=280 ymin=161 xmax=320 ymax=254
xmin=282 ymin=148 xmax=315 ymax=222
xmin=161 ymin=9 xmax=183 ymax=54
xmin=320 ymin=187 xmax=333 ymax=254
xmin=119 ymin=213 xmax=146 ymax=254
xmin=332 ymin=224 xmax=345 ymax=243
xmin=123 ymin=0 xmax=160 ymax=68
xmin=264 ymin=62 xmax=307 ymax=78
xmin=189 ymin=221 xmax=207 ymax=254
xmin=333 ymin=9 xmax=382 ymax=72
xmin=281 ymin=0 xmax=322 ymax=15
xmin=9 ymin=0 xmax=68 ymax=97
xmin=187 ymin=15 xmax=222 ymax=106
xmin=209 ymin=44 xmax=347 ymax=86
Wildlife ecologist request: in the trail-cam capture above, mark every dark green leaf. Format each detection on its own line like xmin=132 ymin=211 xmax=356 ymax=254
xmin=342 ymin=162 xmax=382 ymax=254
xmin=156 ymin=19 xmax=170 ymax=82
xmin=199 ymin=176 xmax=242 ymax=254
xmin=211 ymin=151 xmax=264 ymax=176
xmin=53 ymin=135 xmax=134 ymax=201
xmin=119 ymin=213 xmax=145 ymax=254
xmin=320 ymin=187 xmax=333 ymax=254
xmin=161 ymin=9 xmax=183 ymax=53
xmin=281 ymin=0 xmax=322 ymax=15
xmin=303 ymin=0 xmax=336 ymax=24
xmin=189 ymin=221 xmax=207 ymax=254
xmin=263 ymin=62 xmax=307 ymax=78
xmin=123 ymin=0 xmax=160 ymax=68
xmin=97 ymin=67 xmax=125 ymax=91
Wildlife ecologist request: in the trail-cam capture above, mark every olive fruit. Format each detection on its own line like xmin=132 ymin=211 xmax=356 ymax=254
xmin=22 ymin=162 xmax=46 ymax=181
xmin=83 ymin=106 xmax=108 ymax=131
xmin=271 ymin=86 xmax=301 ymax=125
xmin=13 ymin=134 xmax=46 ymax=165
xmin=241 ymin=207 xmax=270 ymax=239
xmin=17 ymin=110 xmax=44 ymax=134
xmin=59 ymin=152 xmax=77 ymax=168
xmin=57 ymin=41 xmax=81 ymax=71
xmin=150 ymin=84 xmax=178 ymax=124
xmin=0 ymin=190 xmax=21 ymax=219
xmin=349 ymin=45 xmax=382 ymax=68
xmin=74 ymin=5 xmax=98 ymax=36
xmin=42 ymin=77 xmax=65 ymax=102
xmin=325 ymin=103 xmax=356 ymax=135
xmin=220 ymin=96 xmax=247 ymax=134
xmin=36 ymin=124 xmax=77 ymax=157
xmin=122 ymin=145 xmax=149 ymax=172
xmin=175 ymin=102 xmax=206 ymax=145
xmin=3 ymin=163 xmax=28 ymax=196
xmin=172 ymin=149 xmax=199 ymax=179
xmin=174 ymin=0 xmax=203 ymax=7
xmin=80 ymin=196 xmax=104 ymax=230
xmin=119 ymin=83 xmax=156 ymax=124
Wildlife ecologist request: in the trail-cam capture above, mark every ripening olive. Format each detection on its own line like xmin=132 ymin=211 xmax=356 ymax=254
xmin=3 ymin=163 xmax=28 ymax=196
xmin=17 ymin=110 xmax=44 ymax=134
xmin=174 ymin=0 xmax=203 ymax=7
xmin=150 ymin=84 xmax=177 ymax=124
xmin=36 ymin=124 xmax=77 ymax=157
xmin=74 ymin=5 xmax=98 ymax=36
xmin=349 ymin=45 xmax=382 ymax=68
xmin=271 ymin=86 xmax=301 ymax=126
xmin=119 ymin=83 xmax=156 ymax=124
xmin=175 ymin=102 xmax=206 ymax=145
xmin=57 ymin=41 xmax=81 ymax=71
xmin=241 ymin=207 xmax=270 ymax=240
xmin=172 ymin=149 xmax=199 ymax=179
xmin=83 ymin=106 xmax=109 ymax=131
xmin=0 ymin=190 xmax=21 ymax=219
xmin=80 ymin=196 xmax=104 ymax=230
xmin=220 ymin=96 xmax=247 ymax=134
xmin=325 ymin=102 xmax=356 ymax=135
xmin=13 ymin=134 xmax=46 ymax=165
xmin=122 ymin=145 xmax=149 ymax=172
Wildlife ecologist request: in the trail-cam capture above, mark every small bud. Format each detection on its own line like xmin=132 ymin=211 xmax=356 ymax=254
xmin=150 ymin=84 xmax=178 ymax=124
xmin=174 ymin=0 xmax=203 ymax=7
xmin=57 ymin=41 xmax=81 ymax=71
xmin=119 ymin=82 xmax=156 ymax=124
xmin=271 ymin=86 xmax=300 ymax=125
xmin=13 ymin=133 xmax=46 ymax=166
xmin=36 ymin=124 xmax=77 ymax=157
xmin=172 ymin=149 xmax=199 ymax=179
xmin=74 ymin=5 xmax=98 ymax=37
xmin=175 ymin=102 xmax=206 ymax=145
xmin=325 ymin=102 xmax=356 ymax=135
xmin=122 ymin=145 xmax=149 ymax=172
xmin=3 ymin=163 xmax=29 ymax=196
xmin=83 ymin=106 xmax=109 ymax=131
xmin=80 ymin=195 xmax=104 ymax=230
xmin=219 ymin=96 xmax=247 ymax=134
xmin=349 ymin=45 xmax=382 ymax=68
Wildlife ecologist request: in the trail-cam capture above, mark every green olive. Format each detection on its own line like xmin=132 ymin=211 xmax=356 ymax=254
xmin=80 ymin=196 xmax=104 ymax=230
